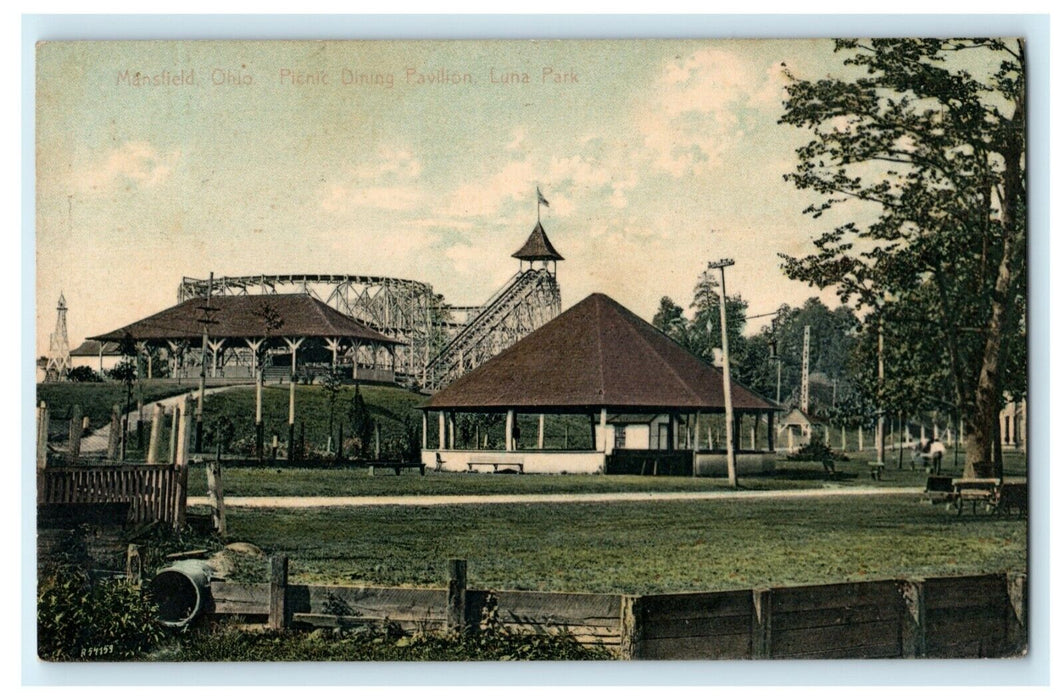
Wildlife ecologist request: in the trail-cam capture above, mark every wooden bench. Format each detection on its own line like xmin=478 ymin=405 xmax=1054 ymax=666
xmin=366 ymin=461 xmax=426 ymax=476
xmin=924 ymin=476 xmax=956 ymax=505
xmin=950 ymin=478 xmax=1002 ymax=516
xmin=467 ymin=461 xmax=524 ymax=474
xmin=989 ymin=482 xmax=1027 ymax=516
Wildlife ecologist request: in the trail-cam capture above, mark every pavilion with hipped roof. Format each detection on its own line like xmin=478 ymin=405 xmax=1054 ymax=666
xmin=421 ymin=293 xmax=780 ymax=476
xmin=90 ymin=293 xmax=402 ymax=384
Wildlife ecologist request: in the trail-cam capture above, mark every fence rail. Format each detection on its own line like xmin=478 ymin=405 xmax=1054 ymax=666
xmin=205 ymin=559 xmax=1026 ymax=660
xmin=40 ymin=463 xmax=188 ymax=525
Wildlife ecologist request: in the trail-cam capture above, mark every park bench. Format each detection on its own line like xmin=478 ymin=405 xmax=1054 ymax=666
xmin=950 ymin=478 xmax=1002 ymax=516
xmin=989 ymin=482 xmax=1027 ymax=516
xmin=924 ymin=476 xmax=956 ymax=505
xmin=467 ymin=461 xmax=524 ymax=474
xmin=366 ymin=461 xmax=426 ymax=476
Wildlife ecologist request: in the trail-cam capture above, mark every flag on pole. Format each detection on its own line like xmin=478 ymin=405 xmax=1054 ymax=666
xmin=537 ymin=187 xmax=550 ymax=207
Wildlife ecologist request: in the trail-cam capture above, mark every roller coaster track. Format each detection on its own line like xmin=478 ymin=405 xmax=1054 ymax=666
xmin=178 ymin=270 xmax=561 ymax=390
xmin=423 ymin=268 xmax=561 ymax=390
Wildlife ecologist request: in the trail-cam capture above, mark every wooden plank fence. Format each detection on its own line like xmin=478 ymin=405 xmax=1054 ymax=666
xmin=204 ymin=558 xmax=1026 ymax=659
xmin=37 ymin=398 xmax=194 ymax=527
xmin=40 ymin=463 xmax=188 ymax=525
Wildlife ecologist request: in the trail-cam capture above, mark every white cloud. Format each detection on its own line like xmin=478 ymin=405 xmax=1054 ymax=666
xmin=71 ymin=141 xmax=180 ymax=193
xmin=640 ymin=49 xmax=789 ymax=178
xmin=320 ymin=146 xmax=425 ymax=214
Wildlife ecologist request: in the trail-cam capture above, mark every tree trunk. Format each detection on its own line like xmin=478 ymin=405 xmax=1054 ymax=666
xmin=964 ymin=42 xmax=1025 ymax=479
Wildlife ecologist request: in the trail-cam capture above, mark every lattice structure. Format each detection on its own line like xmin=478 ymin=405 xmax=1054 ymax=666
xmin=178 ymin=220 xmax=564 ymax=390
xmin=424 ymin=267 xmax=561 ymax=390
xmin=46 ymin=293 xmax=71 ymax=381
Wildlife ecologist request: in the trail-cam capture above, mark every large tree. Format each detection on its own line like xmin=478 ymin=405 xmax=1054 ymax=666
xmin=778 ymin=39 xmax=1026 ymax=477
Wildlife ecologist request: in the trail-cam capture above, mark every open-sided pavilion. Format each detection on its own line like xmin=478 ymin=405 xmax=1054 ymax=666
xmin=420 ymin=293 xmax=779 ymax=476
xmin=90 ymin=293 xmax=402 ymax=384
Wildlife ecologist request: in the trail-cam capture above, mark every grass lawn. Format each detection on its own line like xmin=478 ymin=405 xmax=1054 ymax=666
xmin=36 ymin=381 xmax=194 ymax=428
xmin=214 ymin=492 xmax=1027 ymax=595
xmin=186 ymin=449 xmax=1027 ymax=498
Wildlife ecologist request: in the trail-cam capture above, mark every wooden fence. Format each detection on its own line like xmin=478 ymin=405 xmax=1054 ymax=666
xmin=37 ymin=398 xmax=194 ymax=527
xmin=205 ymin=558 xmax=1025 ymax=659
xmin=40 ymin=463 xmax=188 ymax=525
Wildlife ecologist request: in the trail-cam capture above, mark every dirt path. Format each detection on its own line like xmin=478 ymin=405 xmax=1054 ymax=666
xmin=80 ymin=383 xmax=249 ymax=454
xmin=187 ymin=486 xmax=923 ymax=509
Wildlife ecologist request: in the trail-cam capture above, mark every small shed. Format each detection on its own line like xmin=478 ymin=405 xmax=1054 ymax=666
xmin=421 ymin=293 xmax=779 ymax=476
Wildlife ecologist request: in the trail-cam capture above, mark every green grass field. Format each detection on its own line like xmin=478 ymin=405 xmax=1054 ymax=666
xmin=36 ymin=381 xmax=194 ymax=427
xmin=185 ymin=450 xmax=1027 ymax=498
xmin=213 ymin=493 xmax=1026 ymax=595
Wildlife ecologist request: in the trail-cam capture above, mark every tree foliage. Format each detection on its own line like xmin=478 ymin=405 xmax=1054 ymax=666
xmin=778 ymin=39 xmax=1026 ymax=475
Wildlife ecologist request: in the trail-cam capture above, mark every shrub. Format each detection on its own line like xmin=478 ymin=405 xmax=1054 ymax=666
xmin=37 ymin=566 xmax=165 ymax=661
xmin=67 ymin=366 xmax=103 ymax=383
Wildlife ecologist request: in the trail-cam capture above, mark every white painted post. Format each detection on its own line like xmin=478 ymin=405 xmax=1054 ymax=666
xmin=505 ymin=410 xmax=515 ymax=452
xmin=859 ymin=425 xmax=864 ymax=452
xmin=538 ymin=414 xmax=545 ymax=450
xmin=600 ymin=408 xmax=608 ymax=455
xmin=447 ymin=413 xmax=455 ymax=449
xmin=421 ymin=412 xmax=428 ymax=450
xmin=147 ymin=403 xmax=162 ymax=464
xmin=438 ymin=412 xmax=446 ymax=451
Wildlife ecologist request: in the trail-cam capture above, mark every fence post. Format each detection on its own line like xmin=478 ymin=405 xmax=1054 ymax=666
xmin=168 ymin=407 xmax=178 ymax=464
xmin=126 ymin=544 xmax=142 ymax=585
xmin=36 ymin=402 xmax=49 ymax=503
xmin=107 ymin=404 xmax=121 ymax=460
xmin=269 ymin=555 xmax=289 ymax=630
xmin=67 ymin=404 xmax=82 ymax=464
xmin=1006 ymin=572 xmax=1028 ymax=656
xmin=619 ymin=595 xmax=644 ymax=660
xmin=900 ymin=578 xmax=926 ymax=658
xmin=206 ymin=460 xmax=227 ymax=537
xmin=147 ymin=403 xmax=162 ymax=465
xmin=751 ymin=588 xmax=773 ymax=659
xmin=447 ymin=558 xmax=467 ymax=636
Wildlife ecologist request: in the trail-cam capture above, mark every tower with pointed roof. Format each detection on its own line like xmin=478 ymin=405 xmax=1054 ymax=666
xmin=424 ymin=198 xmax=564 ymax=390
xmin=512 ymin=220 xmax=564 ymax=275
xmin=46 ymin=293 xmax=71 ymax=381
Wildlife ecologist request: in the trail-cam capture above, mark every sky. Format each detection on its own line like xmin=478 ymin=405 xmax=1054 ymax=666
xmin=34 ymin=39 xmax=928 ymax=353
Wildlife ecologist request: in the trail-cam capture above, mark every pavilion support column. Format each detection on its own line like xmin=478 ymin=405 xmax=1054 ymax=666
xmin=767 ymin=412 xmax=775 ymax=453
xmin=506 ymin=410 xmax=515 ymax=452
xmin=285 ymin=337 xmax=304 ymax=462
xmin=439 ymin=412 xmax=446 ymax=451
xmin=421 ymin=412 xmax=428 ymax=450
xmin=538 ymin=414 xmax=545 ymax=450
xmin=208 ymin=339 xmax=225 ymax=378
xmin=351 ymin=342 xmax=361 ymax=380
xmin=245 ymin=339 xmax=265 ymax=462
xmin=325 ymin=337 xmax=341 ymax=371
xmin=600 ymin=408 xmax=609 ymax=455
xmin=750 ymin=417 xmax=757 ymax=451
xmin=447 ymin=412 xmax=455 ymax=450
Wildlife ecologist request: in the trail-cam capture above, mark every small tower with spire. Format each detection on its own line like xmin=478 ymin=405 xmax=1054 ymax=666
xmin=512 ymin=187 xmax=564 ymax=275
xmin=46 ymin=293 xmax=71 ymax=381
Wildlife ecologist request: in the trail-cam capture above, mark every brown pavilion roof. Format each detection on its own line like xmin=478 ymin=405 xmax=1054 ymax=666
xmin=90 ymin=294 xmax=400 ymax=345
xmin=71 ymin=340 xmax=122 ymax=356
xmin=424 ymin=293 xmax=776 ymax=412
xmin=512 ymin=222 xmax=564 ymax=261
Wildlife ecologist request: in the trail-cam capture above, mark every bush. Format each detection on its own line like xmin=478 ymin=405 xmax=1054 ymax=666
xmin=157 ymin=621 xmax=613 ymax=662
xmin=66 ymin=366 xmax=103 ymax=383
xmin=37 ymin=566 xmax=165 ymax=661
xmin=787 ymin=434 xmax=849 ymax=462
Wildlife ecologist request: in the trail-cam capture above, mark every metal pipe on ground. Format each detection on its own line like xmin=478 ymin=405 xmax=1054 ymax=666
xmin=149 ymin=560 xmax=214 ymax=628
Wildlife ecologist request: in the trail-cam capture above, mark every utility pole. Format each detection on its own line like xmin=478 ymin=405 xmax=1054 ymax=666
xmin=875 ymin=313 xmax=886 ymax=466
xmin=195 ymin=272 xmax=216 ymax=453
xmin=708 ymin=258 xmax=737 ymax=488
